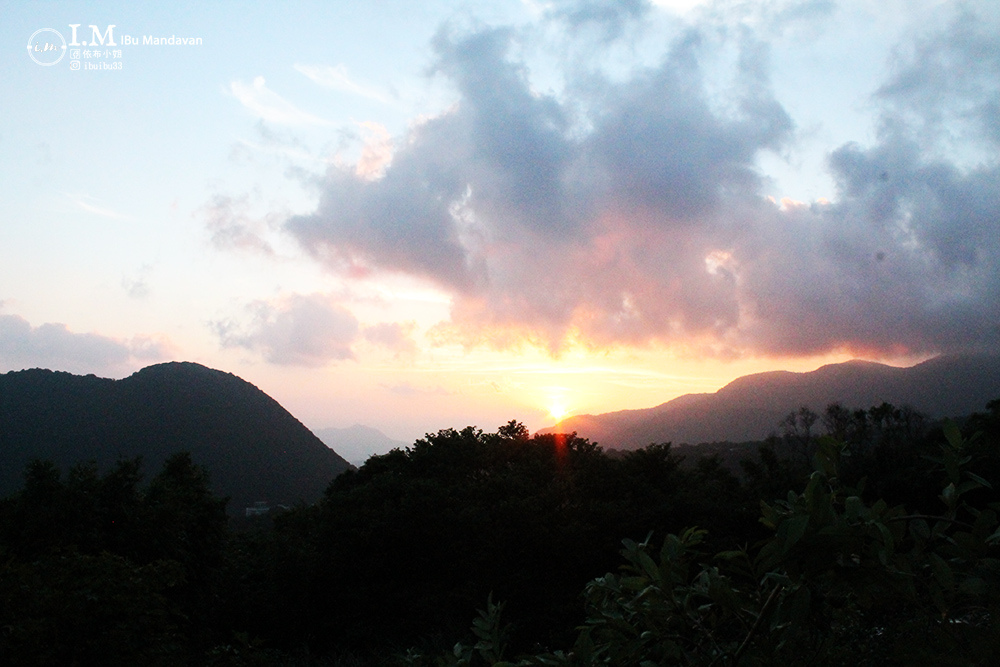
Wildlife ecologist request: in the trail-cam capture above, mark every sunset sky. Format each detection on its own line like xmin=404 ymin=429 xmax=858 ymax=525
xmin=3 ymin=0 xmax=998 ymax=443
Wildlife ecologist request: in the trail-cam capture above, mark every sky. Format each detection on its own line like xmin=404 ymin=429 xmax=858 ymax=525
xmin=3 ymin=0 xmax=999 ymax=444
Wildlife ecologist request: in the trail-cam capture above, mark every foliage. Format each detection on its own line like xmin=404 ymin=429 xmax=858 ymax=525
xmin=3 ymin=400 xmax=1000 ymax=665
xmin=0 ymin=453 xmax=229 ymax=663
xmin=424 ymin=419 xmax=1000 ymax=666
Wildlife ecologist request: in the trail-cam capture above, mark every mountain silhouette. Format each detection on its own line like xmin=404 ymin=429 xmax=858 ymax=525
xmin=541 ymin=354 xmax=1000 ymax=449
xmin=0 ymin=362 xmax=351 ymax=510
xmin=314 ymin=424 xmax=408 ymax=466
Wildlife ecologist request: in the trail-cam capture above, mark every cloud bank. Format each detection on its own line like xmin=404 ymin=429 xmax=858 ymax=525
xmin=282 ymin=3 xmax=1000 ymax=359
xmin=213 ymin=294 xmax=420 ymax=366
xmin=0 ymin=314 xmax=171 ymax=376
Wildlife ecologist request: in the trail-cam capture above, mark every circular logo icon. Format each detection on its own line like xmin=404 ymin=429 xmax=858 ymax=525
xmin=27 ymin=28 xmax=67 ymax=66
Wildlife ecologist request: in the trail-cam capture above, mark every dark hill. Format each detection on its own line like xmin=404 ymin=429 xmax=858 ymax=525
xmin=543 ymin=354 xmax=1000 ymax=449
xmin=0 ymin=362 xmax=351 ymax=511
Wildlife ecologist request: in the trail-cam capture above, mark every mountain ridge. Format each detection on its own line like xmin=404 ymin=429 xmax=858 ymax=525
xmin=542 ymin=354 xmax=1000 ymax=449
xmin=0 ymin=361 xmax=352 ymax=511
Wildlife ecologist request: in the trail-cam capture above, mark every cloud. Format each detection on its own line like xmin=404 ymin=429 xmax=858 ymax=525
xmin=543 ymin=0 xmax=651 ymax=39
xmin=875 ymin=8 xmax=1000 ymax=153
xmin=122 ymin=265 xmax=152 ymax=299
xmin=213 ymin=293 xmax=360 ymax=366
xmin=200 ymin=193 xmax=278 ymax=255
xmin=735 ymin=134 xmax=1000 ymax=356
xmin=127 ymin=334 xmax=175 ymax=361
xmin=379 ymin=381 xmax=451 ymax=397
xmin=64 ymin=193 xmax=132 ymax=221
xmin=229 ymin=76 xmax=332 ymax=126
xmin=355 ymin=122 xmax=393 ymax=179
xmin=282 ymin=5 xmax=1000 ymax=359
xmin=363 ymin=321 xmax=418 ymax=358
xmin=294 ymin=63 xmax=390 ymax=102
xmin=0 ymin=314 xmax=170 ymax=376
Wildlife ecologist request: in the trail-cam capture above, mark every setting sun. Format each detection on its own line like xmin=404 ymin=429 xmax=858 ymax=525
xmin=548 ymin=402 xmax=570 ymax=423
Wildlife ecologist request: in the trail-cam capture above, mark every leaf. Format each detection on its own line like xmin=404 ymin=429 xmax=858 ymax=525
xmin=875 ymin=522 xmax=895 ymax=554
xmin=940 ymin=483 xmax=957 ymax=509
xmin=909 ymin=518 xmax=931 ymax=541
xmin=781 ymin=516 xmax=809 ymax=554
xmin=755 ymin=541 xmax=783 ymax=572
xmin=845 ymin=495 xmax=864 ymax=520
xmin=928 ymin=553 xmax=955 ymax=592
xmin=637 ymin=550 xmax=660 ymax=582
xmin=957 ymin=480 xmax=982 ymax=497
xmin=965 ymin=471 xmax=993 ymax=490
xmin=759 ymin=501 xmax=778 ymax=529
xmin=942 ymin=420 xmax=963 ymax=451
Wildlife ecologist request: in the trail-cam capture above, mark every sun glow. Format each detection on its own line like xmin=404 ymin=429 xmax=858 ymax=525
xmin=548 ymin=402 xmax=570 ymax=423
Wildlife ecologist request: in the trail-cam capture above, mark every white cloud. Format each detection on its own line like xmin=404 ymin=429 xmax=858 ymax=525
xmin=294 ymin=63 xmax=390 ymax=103
xmin=64 ymin=193 xmax=133 ymax=221
xmin=229 ymin=76 xmax=332 ymax=126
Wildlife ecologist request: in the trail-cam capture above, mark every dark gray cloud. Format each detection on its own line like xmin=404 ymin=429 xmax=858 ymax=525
xmin=584 ymin=29 xmax=792 ymax=220
xmin=735 ymin=138 xmax=1000 ymax=356
xmin=214 ymin=293 xmax=360 ymax=366
xmin=725 ymin=9 xmax=1000 ymax=357
xmin=284 ymin=5 xmax=1000 ymax=359
xmin=0 ymin=314 xmax=169 ymax=376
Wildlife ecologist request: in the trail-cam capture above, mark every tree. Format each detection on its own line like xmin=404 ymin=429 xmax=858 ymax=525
xmin=0 ymin=452 xmax=229 ymax=662
xmin=428 ymin=423 xmax=1000 ymax=666
xmin=780 ymin=406 xmax=819 ymax=467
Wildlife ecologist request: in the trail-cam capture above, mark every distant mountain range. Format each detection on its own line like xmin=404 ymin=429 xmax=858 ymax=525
xmin=314 ymin=425 xmax=409 ymax=466
xmin=541 ymin=354 xmax=1000 ymax=449
xmin=0 ymin=362 xmax=352 ymax=511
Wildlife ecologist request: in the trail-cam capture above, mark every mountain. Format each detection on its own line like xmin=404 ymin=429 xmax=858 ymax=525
xmin=0 ymin=362 xmax=352 ymax=511
xmin=542 ymin=354 xmax=1000 ymax=449
xmin=314 ymin=424 xmax=409 ymax=466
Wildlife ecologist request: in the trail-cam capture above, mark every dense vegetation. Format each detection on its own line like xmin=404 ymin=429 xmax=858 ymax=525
xmin=2 ymin=399 xmax=999 ymax=665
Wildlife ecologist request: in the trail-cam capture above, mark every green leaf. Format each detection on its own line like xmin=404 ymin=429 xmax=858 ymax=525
xmin=957 ymin=480 xmax=982 ymax=497
xmin=637 ymin=550 xmax=660 ymax=582
xmin=928 ymin=553 xmax=955 ymax=592
xmin=909 ymin=518 xmax=931 ymax=541
xmin=876 ymin=522 xmax=895 ymax=554
xmin=942 ymin=420 xmax=963 ymax=451
xmin=781 ymin=515 xmax=809 ymax=554
xmin=965 ymin=471 xmax=993 ymax=490
xmin=940 ymin=482 xmax=957 ymax=509
xmin=845 ymin=495 xmax=864 ymax=520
